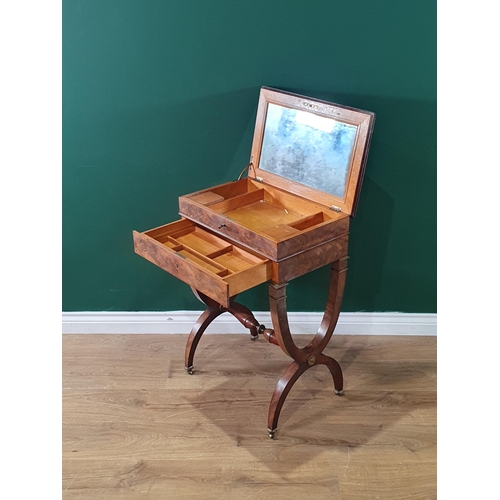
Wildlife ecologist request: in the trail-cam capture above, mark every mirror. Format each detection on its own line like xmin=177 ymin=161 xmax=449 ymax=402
xmin=259 ymin=103 xmax=358 ymax=199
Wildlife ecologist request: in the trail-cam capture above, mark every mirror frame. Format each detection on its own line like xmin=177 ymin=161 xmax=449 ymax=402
xmin=249 ymin=87 xmax=375 ymax=217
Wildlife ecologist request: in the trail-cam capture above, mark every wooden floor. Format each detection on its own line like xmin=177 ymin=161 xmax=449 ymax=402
xmin=62 ymin=333 xmax=436 ymax=499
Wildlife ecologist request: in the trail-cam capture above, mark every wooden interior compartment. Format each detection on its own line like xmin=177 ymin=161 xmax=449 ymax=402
xmin=287 ymin=212 xmax=329 ymax=231
xmin=185 ymin=191 xmax=225 ymax=206
xmin=209 ymin=178 xmax=261 ymax=198
xmin=178 ymin=177 xmax=349 ymax=261
xmin=191 ymin=178 xmax=341 ymax=239
xmin=209 ymin=188 xmax=303 ymax=232
xmin=212 ymin=245 xmax=264 ymax=272
xmin=182 ymin=178 xmax=261 ymax=205
xmin=168 ymin=226 xmax=233 ymax=260
xmin=144 ymin=219 xmax=270 ymax=275
xmin=175 ymin=246 xmax=229 ymax=276
xmin=134 ymin=219 xmax=271 ymax=306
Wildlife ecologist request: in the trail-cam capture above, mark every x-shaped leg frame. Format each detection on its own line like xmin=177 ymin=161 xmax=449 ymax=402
xmin=184 ymin=258 xmax=348 ymax=438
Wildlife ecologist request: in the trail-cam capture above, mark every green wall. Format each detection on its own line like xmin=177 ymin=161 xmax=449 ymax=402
xmin=63 ymin=0 xmax=436 ymax=313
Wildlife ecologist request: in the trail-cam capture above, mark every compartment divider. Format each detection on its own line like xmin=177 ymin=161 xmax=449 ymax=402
xmin=178 ymin=245 xmax=228 ymax=272
xmin=209 ymin=189 xmax=265 ymax=214
xmin=216 ymin=269 xmax=233 ymax=277
xmin=170 ymin=227 xmax=197 ymax=239
xmin=144 ymin=219 xmax=194 ymax=240
xmin=288 ymin=212 xmax=327 ymax=231
xmin=205 ymin=245 xmax=234 ymax=259
xmin=165 ymin=236 xmax=183 ymax=251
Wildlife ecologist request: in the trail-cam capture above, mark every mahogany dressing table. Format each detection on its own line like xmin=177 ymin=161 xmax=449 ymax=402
xmin=133 ymin=87 xmax=375 ymax=438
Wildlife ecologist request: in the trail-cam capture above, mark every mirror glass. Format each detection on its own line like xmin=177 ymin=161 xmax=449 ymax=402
xmin=259 ymin=103 xmax=358 ymax=198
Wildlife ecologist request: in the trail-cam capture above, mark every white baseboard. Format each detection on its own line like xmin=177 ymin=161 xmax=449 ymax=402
xmin=62 ymin=311 xmax=436 ymax=336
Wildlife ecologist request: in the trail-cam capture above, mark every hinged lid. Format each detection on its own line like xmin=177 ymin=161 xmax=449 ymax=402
xmin=249 ymin=87 xmax=375 ymax=217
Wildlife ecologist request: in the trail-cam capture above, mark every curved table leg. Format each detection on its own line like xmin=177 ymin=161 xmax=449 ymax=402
xmin=184 ymin=258 xmax=348 ymax=438
xmin=267 ymin=258 xmax=348 ymax=438
xmin=185 ymin=307 xmax=223 ymax=374
xmin=316 ymin=352 xmax=344 ymax=395
xmin=267 ymin=361 xmax=309 ymax=438
xmin=185 ymin=288 xmax=265 ymax=373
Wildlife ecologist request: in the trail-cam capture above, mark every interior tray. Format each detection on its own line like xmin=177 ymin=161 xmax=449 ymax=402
xmin=133 ymin=218 xmax=271 ymax=307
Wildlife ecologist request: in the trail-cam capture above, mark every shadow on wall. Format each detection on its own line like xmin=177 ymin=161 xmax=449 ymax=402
xmin=343 ymin=176 xmax=394 ymax=313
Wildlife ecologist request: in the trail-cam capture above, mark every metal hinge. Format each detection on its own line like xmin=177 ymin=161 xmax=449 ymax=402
xmin=255 ymin=176 xmax=264 ymax=183
xmin=330 ymin=205 xmax=342 ymax=212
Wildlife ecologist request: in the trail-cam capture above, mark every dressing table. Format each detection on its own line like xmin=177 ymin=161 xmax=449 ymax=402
xmin=133 ymin=87 xmax=375 ymax=438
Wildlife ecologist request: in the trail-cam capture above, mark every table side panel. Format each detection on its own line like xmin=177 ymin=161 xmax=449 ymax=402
xmin=272 ymin=234 xmax=349 ymax=284
xmin=225 ymin=260 xmax=272 ymax=297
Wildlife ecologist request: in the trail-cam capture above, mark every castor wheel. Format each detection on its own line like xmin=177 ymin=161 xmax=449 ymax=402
xmin=334 ymin=389 xmax=344 ymax=396
xmin=250 ymin=334 xmax=258 ymax=341
xmin=268 ymin=428 xmax=276 ymax=439
xmin=185 ymin=366 xmax=194 ymax=375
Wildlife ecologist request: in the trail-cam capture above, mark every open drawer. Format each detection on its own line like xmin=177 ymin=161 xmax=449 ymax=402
xmin=133 ymin=219 xmax=272 ymax=307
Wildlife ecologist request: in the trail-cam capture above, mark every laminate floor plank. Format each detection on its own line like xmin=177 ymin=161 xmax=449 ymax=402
xmin=63 ymin=334 xmax=436 ymax=499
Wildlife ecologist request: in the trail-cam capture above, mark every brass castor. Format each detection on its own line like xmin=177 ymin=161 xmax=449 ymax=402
xmin=334 ymin=389 xmax=344 ymax=396
xmin=268 ymin=428 xmax=276 ymax=439
xmin=185 ymin=366 xmax=194 ymax=375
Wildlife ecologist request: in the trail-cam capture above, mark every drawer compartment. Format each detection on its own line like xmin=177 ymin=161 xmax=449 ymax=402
xmin=133 ymin=219 xmax=271 ymax=307
xmin=179 ymin=178 xmax=350 ymax=261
